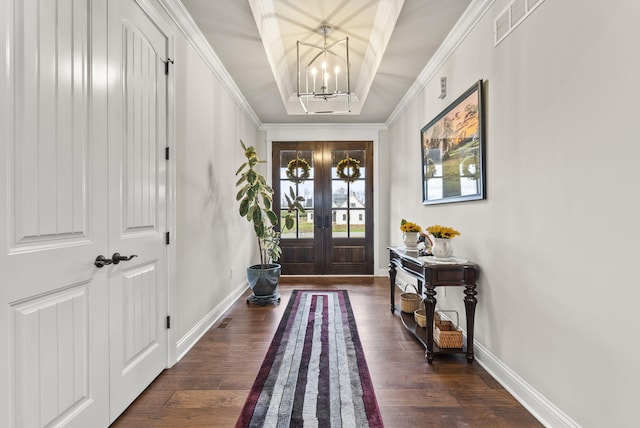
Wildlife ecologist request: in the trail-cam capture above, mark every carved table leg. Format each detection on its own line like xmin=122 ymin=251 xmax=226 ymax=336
xmin=464 ymin=283 xmax=478 ymax=362
xmin=424 ymin=284 xmax=437 ymax=363
xmin=389 ymin=262 xmax=397 ymax=313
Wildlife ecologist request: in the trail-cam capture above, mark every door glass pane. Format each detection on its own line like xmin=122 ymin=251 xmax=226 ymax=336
xmin=349 ymin=209 xmax=366 ymax=238
xmin=331 ymin=209 xmax=347 ymax=238
xmin=279 ymin=149 xmax=314 ymax=239
xmin=331 ymin=149 xmax=366 ymax=179
xmin=280 ymin=210 xmax=314 ymax=239
xmin=349 ymin=180 xmax=365 ymax=207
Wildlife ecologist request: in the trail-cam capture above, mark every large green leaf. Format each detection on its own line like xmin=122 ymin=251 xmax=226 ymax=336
xmin=254 ymin=222 xmax=264 ymax=237
xmin=252 ymin=208 xmax=262 ymax=225
xmin=235 ymin=163 xmax=247 ymax=175
xmin=285 ymin=216 xmax=294 ymax=230
xmin=236 ymin=185 xmax=249 ymax=201
xmin=266 ymin=209 xmax=277 ymax=226
xmin=263 ymin=194 xmax=271 ymax=210
xmin=246 ymin=187 xmax=255 ymax=201
xmin=239 ymin=198 xmax=249 ymax=217
xmin=247 ymin=170 xmax=257 ymax=184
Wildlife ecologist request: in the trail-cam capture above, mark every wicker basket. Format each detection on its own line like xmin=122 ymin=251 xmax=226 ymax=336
xmin=434 ymin=310 xmax=463 ymax=348
xmin=413 ymin=300 xmax=427 ymax=327
xmin=400 ymin=284 xmax=421 ymax=314
xmin=414 ymin=308 xmax=427 ymax=327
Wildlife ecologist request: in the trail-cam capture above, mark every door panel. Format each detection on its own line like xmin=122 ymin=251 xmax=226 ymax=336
xmin=276 ymin=145 xmax=321 ymax=273
xmin=107 ymin=0 xmax=169 ymax=421
xmin=1 ymin=0 xmax=110 ymax=426
xmin=323 ymin=145 xmax=372 ymax=274
xmin=274 ymin=142 xmax=373 ymax=275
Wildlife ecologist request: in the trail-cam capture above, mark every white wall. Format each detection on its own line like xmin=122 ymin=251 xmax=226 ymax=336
xmin=387 ymin=0 xmax=640 ymax=426
xmin=170 ymin=21 xmax=261 ymax=352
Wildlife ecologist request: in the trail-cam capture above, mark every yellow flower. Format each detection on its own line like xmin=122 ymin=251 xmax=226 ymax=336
xmin=426 ymin=224 xmax=460 ymax=239
xmin=400 ymin=219 xmax=422 ymax=233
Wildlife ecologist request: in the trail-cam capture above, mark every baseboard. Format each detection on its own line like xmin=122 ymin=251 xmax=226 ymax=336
xmin=473 ymin=340 xmax=580 ymax=428
xmin=176 ymin=282 xmax=248 ymax=361
xmin=394 ymin=296 xmax=579 ymax=427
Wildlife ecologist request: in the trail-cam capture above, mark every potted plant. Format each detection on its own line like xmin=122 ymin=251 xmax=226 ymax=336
xmin=235 ymin=141 xmax=305 ymax=305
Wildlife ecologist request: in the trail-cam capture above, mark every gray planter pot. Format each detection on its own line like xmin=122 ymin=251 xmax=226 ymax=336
xmin=246 ymin=263 xmax=281 ymax=305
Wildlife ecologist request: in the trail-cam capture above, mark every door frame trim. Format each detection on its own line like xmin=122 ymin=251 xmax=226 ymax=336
xmin=267 ymin=129 xmax=383 ymax=275
xmin=265 ymin=127 xmax=385 ymax=276
xmin=165 ymin=31 xmax=178 ymax=368
xmin=132 ymin=0 xmax=178 ymax=369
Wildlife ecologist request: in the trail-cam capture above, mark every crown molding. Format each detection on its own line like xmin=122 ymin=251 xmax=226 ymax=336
xmin=386 ymin=0 xmax=496 ymax=127
xmin=247 ymin=0 xmax=293 ymax=106
xmin=158 ymin=0 xmax=262 ymax=128
xmin=355 ymin=0 xmax=405 ymax=107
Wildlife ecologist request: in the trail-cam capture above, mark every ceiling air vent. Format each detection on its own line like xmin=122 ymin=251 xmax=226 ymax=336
xmin=494 ymin=0 xmax=546 ymax=46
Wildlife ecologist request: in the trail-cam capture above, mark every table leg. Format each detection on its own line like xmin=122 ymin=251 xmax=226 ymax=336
xmin=389 ymin=262 xmax=397 ymax=313
xmin=464 ymin=283 xmax=478 ymax=362
xmin=424 ymin=284 xmax=437 ymax=363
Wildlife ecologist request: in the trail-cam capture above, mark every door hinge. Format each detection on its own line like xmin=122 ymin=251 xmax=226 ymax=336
xmin=163 ymin=58 xmax=174 ymax=75
xmin=165 ymin=231 xmax=170 ymax=245
xmin=166 ymin=315 xmax=171 ymax=329
xmin=165 ymin=147 xmax=170 ymax=160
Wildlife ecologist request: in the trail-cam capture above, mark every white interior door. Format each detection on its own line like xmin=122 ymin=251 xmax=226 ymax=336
xmin=107 ymin=0 xmax=170 ymax=421
xmin=0 ymin=0 xmax=110 ymax=427
xmin=1 ymin=0 xmax=171 ymax=425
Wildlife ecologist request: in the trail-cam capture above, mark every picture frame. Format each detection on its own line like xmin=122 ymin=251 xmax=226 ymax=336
xmin=421 ymin=80 xmax=485 ymax=205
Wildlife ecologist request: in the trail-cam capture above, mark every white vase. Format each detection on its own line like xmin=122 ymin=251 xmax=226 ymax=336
xmin=432 ymin=237 xmax=453 ymax=259
xmin=403 ymin=232 xmax=419 ymax=249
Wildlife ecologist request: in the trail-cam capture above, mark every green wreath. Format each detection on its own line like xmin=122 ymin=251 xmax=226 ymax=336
xmin=336 ymin=157 xmax=361 ymax=183
xmin=286 ymin=158 xmax=311 ymax=183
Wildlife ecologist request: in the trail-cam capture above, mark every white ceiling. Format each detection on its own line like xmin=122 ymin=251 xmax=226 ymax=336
xmin=179 ymin=0 xmax=472 ymax=124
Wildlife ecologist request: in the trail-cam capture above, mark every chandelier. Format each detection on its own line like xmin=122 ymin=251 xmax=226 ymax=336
xmin=297 ymin=25 xmax=351 ymax=114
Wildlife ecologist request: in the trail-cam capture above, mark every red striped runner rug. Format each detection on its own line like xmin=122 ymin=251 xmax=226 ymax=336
xmin=236 ymin=290 xmax=384 ymax=428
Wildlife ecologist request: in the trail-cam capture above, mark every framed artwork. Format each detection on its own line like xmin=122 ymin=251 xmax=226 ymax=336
xmin=421 ymin=80 xmax=485 ymax=205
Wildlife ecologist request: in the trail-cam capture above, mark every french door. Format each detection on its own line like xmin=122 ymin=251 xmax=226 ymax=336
xmin=273 ymin=142 xmax=373 ymax=275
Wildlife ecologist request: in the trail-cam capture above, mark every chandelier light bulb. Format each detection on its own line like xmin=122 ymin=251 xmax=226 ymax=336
xmin=311 ymin=67 xmax=317 ymax=92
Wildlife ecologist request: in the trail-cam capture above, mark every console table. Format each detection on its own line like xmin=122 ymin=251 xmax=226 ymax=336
xmin=388 ymin=247 xmax=479 ymax=363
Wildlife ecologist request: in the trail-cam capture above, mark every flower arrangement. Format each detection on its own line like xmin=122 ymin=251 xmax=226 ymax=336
xmin=400 ymin=219 xmax=422 ymax=233
xmin=426 ymin=224 xmax=460 ymax=239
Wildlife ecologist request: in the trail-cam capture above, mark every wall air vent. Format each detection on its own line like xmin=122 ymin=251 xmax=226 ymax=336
xmin=494 ymin=0 xmax=546 ymax=46
xmin=511 ymin=0 xmax=527 ymax=25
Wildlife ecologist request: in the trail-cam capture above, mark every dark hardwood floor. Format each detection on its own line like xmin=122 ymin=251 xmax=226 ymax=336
xmin=111 ymin=276 xmax=542 ymax=427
